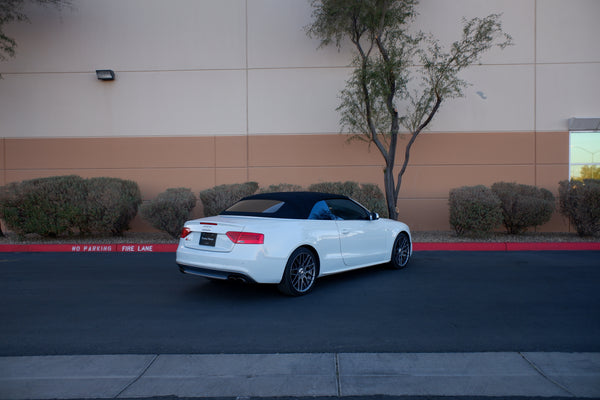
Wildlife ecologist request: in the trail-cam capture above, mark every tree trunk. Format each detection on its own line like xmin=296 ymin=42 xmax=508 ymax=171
xmin=383 ymin=160 xmax=398 ymax=220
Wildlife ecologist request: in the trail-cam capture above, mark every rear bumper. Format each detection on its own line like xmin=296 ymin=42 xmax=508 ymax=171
xmin=177 ymin=263 xmax=256 ymax=283
xmin=175 ymin=243 xmax=286 ymax=284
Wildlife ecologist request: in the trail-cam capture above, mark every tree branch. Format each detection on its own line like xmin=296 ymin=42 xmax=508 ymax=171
xmin=350 ymin=13 xmax=389 ymax=162
xmin=395 ymin=92 xmax=442 ymax=199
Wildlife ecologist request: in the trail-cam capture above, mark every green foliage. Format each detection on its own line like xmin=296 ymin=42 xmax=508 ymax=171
xmin=354 ymin=183 xmax=389 ymax=218
xmin=449 ymin=185 xmax=502 ymax=237
xmin=559 ymin=179 xmax=600 ymax=237
xmin=307 ymin=0 xmax=511 ymax=219
xmin=578 ymin=165 xmax=600 ymax=180
xmin=140 ymin=188 xmax=197 ymax=238
xmin=0 ymin=175 xmax=141 ymax=237
xmin=308 ymin=181 xmax=360 ymax=195
xmin=491 ymin=182 xmax=555 ymax=234
xmin=0 ymin=175 xmax=86 ymax=237
xmin=0 ymin=0 xmax=71 ymax=64
xmin=200 ymin=182 xmax=259 ymax=217
xmin=308 ymin=181 xmax=388 ymax=218
xmin=259 ymin=183 xmax=304 ymax=193
xmin=81 ymin=177 xmax=142 ymax=236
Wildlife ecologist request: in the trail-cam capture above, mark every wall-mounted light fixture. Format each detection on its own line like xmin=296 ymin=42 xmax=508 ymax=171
xmin=96 ymin=69 xmax=115 ymax=81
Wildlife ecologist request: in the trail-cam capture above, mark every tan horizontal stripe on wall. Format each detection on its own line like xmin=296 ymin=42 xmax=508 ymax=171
xmin=0 ymin=132 xmax=569 ymax=231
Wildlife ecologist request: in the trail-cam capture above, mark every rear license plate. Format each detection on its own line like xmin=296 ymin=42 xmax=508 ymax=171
xmin=200 ymin=232 xmax=217 ymax=247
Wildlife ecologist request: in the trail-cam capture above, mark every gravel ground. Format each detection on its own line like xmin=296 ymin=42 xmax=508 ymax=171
xmin=0 ymin=230 xmax=598 ymax=244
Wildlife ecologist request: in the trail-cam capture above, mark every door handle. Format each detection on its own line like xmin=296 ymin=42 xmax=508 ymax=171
xmin=341 ymin=229 xmax=351 ymax=235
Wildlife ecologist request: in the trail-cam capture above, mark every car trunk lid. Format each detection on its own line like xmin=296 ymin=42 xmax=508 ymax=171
xmin=181 ymin=217 xmax=248 ymax=252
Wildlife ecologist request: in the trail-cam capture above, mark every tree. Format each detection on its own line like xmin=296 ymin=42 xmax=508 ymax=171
xmin=307 ymin=0 xmax=512 ymax=219
xmin=580 ymin=165 xmax=600 ymax=180
xmin=0 ymin=0 xmax=70 ymax=236
xmin=0 ymin=0 xmax=70 ymax=68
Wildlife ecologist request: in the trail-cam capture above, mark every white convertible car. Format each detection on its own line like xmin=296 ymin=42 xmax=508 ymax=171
xmin=176 ymin=192 xmax=411 ymax=296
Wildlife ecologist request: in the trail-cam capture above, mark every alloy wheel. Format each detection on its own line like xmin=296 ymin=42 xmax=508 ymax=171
xmin=394 ymin=234 xmax=411 ymax=268
xmin=289 ymin=252 xmax=316 ymax=293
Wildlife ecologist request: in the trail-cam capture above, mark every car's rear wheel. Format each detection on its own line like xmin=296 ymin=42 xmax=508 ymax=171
xmin=278 ymin=247 xmax=317 ymax=296
xmin=390 ymin=232 xmax=411 ymax=269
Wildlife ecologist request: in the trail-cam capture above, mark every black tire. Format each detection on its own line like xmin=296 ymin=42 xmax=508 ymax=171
xmin=390 ymin=232 xmax=411 ymax=269
xmin=278 ymin=247 xmax=318 ymax=296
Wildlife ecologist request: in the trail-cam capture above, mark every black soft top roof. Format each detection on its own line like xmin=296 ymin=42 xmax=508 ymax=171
xmin=220 ymin=191 xmax=349 ymax=219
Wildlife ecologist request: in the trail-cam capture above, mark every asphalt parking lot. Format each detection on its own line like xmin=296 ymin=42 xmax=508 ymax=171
xmin=1 ymin=251 xmax=599 ymax=398
xmin=1 ymin=251 xmax=599 ymax=355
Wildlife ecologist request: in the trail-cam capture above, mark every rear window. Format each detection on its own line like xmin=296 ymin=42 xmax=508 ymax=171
xmin=224 ymin=199 xmax=285 ymax=214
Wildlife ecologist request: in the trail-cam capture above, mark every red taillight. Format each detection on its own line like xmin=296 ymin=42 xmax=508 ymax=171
xmin=226 ymin=231 xmax=264 ymax=244
xmin=181 ymin=227 xmax=192 ymax=238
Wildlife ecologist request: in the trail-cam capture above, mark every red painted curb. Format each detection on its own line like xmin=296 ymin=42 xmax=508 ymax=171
xmin=0 ymin=244 xmax=179 ymax=253
xmin=116 ymin=244 xmax=177 ymax=252
xmin=0 ymin=242 xmax=598 ymax=253
xmin=505 ymin=242 xmax=600 ymax=251
xmin=414 ymin=242 xmax=600 ymax=251
xmin=413 ymin=242 xmax=507 ymax=251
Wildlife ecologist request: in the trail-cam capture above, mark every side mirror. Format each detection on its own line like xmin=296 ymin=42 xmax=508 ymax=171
xmin=370 ymin=212 xmax=379 ymax=221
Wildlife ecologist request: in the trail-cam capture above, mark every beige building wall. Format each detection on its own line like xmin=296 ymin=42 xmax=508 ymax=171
xmin=1 ymin=0 xmax=599 ymax=232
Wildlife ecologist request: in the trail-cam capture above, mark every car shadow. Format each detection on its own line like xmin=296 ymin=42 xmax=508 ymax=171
xmin=182 ymin=278 xmax=282 ymax=301
xmin=315 ymin=263 xmax=396 ymax=288
xmin=180 ymin=263 xmax=399 ymax=301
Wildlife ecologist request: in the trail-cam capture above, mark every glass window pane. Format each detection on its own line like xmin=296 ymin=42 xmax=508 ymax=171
xmin=570 ymin=131 xmax=600 ymax=180
xmin=325 ymin=199 xmax=370 ymax=220
xmin=225 ymin=199 xmax=284 ymax=214
xmin=308 ymin=200 xmax=336 ymax=220
xmin=571 ymin=132 xmax=600 ymax=164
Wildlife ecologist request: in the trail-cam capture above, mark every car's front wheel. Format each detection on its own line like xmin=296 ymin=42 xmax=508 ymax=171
xmin=278 ymin=247 xmax=317 ymax=296
xmin=390 ymin=232 xmax=411 ymax=269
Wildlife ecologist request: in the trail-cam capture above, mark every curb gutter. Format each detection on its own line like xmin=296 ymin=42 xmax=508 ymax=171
xmin=0 ymin=242 xmax=599 ymax=253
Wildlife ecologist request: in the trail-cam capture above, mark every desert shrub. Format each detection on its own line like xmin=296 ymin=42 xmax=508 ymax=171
xmin=491 ymin=182 xmax=555 ymax=234
xmin=353 ymin=183 xmax=389 ymax=218
xmin=0 ymin=175 xmax=143 ymax=237
xmin=308 ymin=181 xmax=388 ymax=218
xmin=558 ymin=179 xmax=600 ymax=237
xmin=200 ymin=182 xmax=259 ymax=216
xmin=141 ymin=188 xmax=197 ymax=238
xmin=259 ymin=183 xmax=304 ymax=193
xmin=309 ymin=181 xmax=360 ymax=196
xmin=81 ymin=177 xmax=142 ymax=235
xmin=0 ymin=175 xmax=86 ymax=237
xmin=449 ymin=185 xmax=502 ymax=237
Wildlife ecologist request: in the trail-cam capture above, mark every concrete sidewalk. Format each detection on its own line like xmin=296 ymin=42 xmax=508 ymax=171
xmin=1 ymin=352 xmax=599 ymax=399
